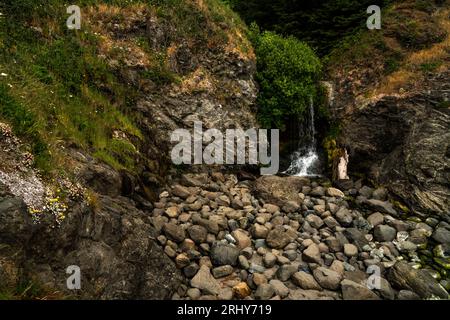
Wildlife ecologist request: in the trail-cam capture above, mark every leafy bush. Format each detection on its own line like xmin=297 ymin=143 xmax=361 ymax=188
xmin=251 ymin=26 xmax=322 ymax=130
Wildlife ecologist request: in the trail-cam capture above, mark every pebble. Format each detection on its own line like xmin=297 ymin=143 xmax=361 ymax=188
xmin=255 ymin=283 xmax=275 ymax=300
xmin=263 ymin=252 xmax=277 ymax=268
xmin=269 ymin=280 xmax=290 ymax=298
xmin=344 ymin=244 xmax=358 ymax=257
xmin=212 ymin=265 xmax=234 ymax=278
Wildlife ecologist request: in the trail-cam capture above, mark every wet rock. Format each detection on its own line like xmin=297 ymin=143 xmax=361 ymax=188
xmin=388 ymin=262 xmax=449 ymax=299
xmin=364 ymin=199 xmax=397 ymax=216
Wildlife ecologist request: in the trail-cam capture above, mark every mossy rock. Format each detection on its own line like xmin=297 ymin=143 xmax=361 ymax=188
xmin=434 ymin=257 xmax=450 ymax=270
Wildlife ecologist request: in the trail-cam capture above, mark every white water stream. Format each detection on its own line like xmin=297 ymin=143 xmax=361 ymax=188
xmin=284 ymin=98 xmax=321 ymax=177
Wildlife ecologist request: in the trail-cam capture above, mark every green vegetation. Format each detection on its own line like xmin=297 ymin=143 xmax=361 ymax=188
xmin=250 ymin=25 xmax=322 ymax=130
xmin=0 ymin=0 xmax=248 ymax=175
xmin=0 ymin=1 xmax=145 ymax=173
xmin=0 ymin=84 xmax=51 ymax=171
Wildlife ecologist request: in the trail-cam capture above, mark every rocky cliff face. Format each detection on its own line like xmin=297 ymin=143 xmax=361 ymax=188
xmin=83 ymin=3 xmax=258 ymax=185
xmin=0 ymin=1 xmax=258 ymax=299
xmin=338 ymin=71 xmax=449 ymax=217
xmin=326 ymin=2 xmax=450 ymax=218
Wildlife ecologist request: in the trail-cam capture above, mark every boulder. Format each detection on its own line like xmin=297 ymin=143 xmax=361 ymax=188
xmin=266 ymin=227 xmax=292 ymax=249
xmin=210 ymin=243 xmax=240 ymax=266
xmin=252 ymin=176 xmax=307 ymax=208
xmin=292 ymin=271 xmax=322 ymax=291
xmin=191 ymin=265 xmax=221 ymax=295
xmin=341 ymin=279 xmax=380 ymax=300
xmin=374 ymin=225 xmax=397 ymax=242
xmin=313 ymin=267 xmax=342 ymax=290
xmin=388 ymin=262 xmax=449 ymax=299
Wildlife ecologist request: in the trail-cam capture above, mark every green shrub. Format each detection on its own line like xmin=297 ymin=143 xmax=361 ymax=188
xmin=251 ymin=26 xmax=322 ymax=130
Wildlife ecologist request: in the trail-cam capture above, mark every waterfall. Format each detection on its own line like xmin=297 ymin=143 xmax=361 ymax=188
xmin=284 ymin=97 xmax=321 ymax=177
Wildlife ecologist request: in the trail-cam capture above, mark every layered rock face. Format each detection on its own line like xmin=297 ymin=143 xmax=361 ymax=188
xmin=83 ymin=4 xmax=258 ymax=183
xmin=326 ymin=3 xmax=450 ymax=218
xmin=338 ymin=71 xmax=450 ymax=217
xmin=0 ymin=181 xmax=182 ymax=299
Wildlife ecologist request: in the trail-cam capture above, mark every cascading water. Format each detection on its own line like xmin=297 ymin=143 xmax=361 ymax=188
xmin=284 ymin=98 xmax=321 ymax=177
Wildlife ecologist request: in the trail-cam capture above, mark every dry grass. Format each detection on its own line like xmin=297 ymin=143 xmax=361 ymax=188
xmin=372 ymin=8 xmax=450 ymax=96
xmin=407 ymin=9 xmax=450 ymax=67
xmin=177 ymin=66 xmax=215 ymax=93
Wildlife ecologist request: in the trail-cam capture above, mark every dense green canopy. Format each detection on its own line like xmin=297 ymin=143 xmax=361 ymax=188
xmin=228 ymin=0 xmax=388 ymax=55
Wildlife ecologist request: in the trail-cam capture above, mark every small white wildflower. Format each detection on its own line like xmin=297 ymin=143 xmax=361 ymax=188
xmin=7 ymin=83 xmax=12 ymax=88
xmin=0 ymin=72 xmax=7 ymax=77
